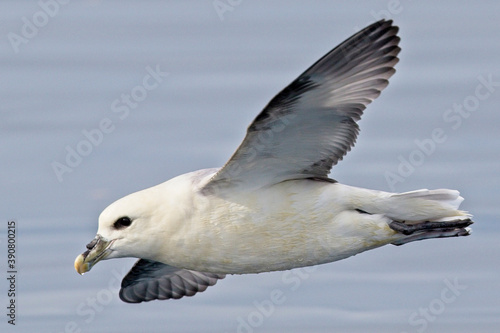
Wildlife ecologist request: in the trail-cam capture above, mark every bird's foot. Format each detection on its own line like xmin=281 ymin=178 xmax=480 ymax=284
xmin=390 ymin=218 xmax=473 ymax=246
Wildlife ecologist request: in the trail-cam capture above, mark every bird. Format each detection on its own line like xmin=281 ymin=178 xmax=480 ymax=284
xmin=74 ymin=19 xmax=473 ymax=303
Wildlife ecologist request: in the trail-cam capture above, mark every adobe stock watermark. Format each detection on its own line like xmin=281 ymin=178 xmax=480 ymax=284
xmin=51 ymin=65 xmax=168 ymax=183
xmin=60 ymin=266 xmax=128 ymax=333
xmin=401 ymin=277 xmax=467 ymax=333
xmin=7 ymin=0 xmax=70 ymax=54
xmin=235 ymin=266 xmax=317 ymax=333
xmin=385 ymin=74 xmax=499 ymax=191
xmin=6 ymin=220 xmax=17 ymax=326
xmin=213 ymin=0 xmax=243 ymax=21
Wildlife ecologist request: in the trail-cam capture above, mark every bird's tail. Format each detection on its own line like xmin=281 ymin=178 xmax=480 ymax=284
xmin=349 ymin=187 xmax=473 ymax=246
xmin=383 ymin=189 xmax=473 ymax=245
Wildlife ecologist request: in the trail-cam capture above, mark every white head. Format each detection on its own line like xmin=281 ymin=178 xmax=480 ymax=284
xmin=74 ymin=185 xmax=171 ymax=274
xmin=73 ymin=170 xmax=212 ymax=275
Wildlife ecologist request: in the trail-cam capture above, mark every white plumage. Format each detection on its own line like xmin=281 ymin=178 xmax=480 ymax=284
xmin=74 ymin=20 xmax=473 ymax=303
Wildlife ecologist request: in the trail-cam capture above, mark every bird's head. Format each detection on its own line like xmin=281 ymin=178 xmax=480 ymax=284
xmin=74 ymin=186 xmax=168 ymax=275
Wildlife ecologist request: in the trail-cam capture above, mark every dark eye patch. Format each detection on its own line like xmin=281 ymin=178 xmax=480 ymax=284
xmin=114 ymin=216 xmax=133 ymax=229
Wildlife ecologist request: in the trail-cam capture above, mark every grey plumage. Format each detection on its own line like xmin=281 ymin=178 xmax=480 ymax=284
xmin=203 ymin=19 xmax=400 ymax=194
xmin=119 ymin=259 xmax=225 ymax=303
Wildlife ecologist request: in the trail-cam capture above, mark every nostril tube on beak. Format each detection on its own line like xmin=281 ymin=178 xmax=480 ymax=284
xmin=86 ymin=235 xmax=99 ymax=250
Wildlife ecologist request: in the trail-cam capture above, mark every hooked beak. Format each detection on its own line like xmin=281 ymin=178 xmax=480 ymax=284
xmin=74 ymin=234 xmax=114 ymax=275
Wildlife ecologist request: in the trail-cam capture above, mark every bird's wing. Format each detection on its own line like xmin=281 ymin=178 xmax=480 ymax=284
xmin=202 ymin=19 xmax=400 ymax=194
xmin=119 ymin=259 xmax=225 ymax=303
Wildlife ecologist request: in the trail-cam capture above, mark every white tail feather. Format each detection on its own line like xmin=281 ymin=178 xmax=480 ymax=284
xmin=390 ymin=189 xmax=464 ymax=210
xmin=386 ymin=189 xmax=470 ymax=223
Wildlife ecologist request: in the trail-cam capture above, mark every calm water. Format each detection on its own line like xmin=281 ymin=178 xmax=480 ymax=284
xmin=1 ymin=1 xmax=499 ymax=332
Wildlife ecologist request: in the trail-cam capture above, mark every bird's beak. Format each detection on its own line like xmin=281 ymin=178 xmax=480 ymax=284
xmin=74 ymin=234 xmax=114 ymax=275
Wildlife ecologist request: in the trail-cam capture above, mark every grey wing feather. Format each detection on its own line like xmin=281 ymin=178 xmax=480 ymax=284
xmin=119 ymin=259 xmax=225 ymax=303
xmin=202 ymin=19 xmax=400 ymax=194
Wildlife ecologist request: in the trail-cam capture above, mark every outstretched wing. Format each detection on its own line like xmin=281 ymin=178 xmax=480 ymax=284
xmin=202 ymin=20 xmax=400 ymax=194
xmin=119 ymin=259 xmax=225 ymax=303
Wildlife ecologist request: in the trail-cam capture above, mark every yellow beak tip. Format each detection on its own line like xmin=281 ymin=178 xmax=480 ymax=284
xmin=74 ymin=254 xmax=90 ymax=275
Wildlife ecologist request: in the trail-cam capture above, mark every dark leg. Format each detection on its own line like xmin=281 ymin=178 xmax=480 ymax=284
xmin=389 ymin=218 xmax=474 ymax=246
xmin=389 ymin=219 xmax=473 ymax=235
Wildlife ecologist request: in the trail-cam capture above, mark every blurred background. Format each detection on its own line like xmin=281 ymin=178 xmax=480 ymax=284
xmin=1 ymin=1 xmax=499 ymax=332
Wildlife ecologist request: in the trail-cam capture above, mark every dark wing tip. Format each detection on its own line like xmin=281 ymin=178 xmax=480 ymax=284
xmin=118 ymin=259 xmax=226 ymax=303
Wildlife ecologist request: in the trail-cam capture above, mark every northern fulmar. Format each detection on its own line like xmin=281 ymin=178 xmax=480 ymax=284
xmin=75 ymin=20 xmax=473 ymax=303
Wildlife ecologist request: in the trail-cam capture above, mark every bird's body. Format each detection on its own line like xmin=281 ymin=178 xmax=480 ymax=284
xmin=75 ymin=19 xmax=473 ymax=303
xmin=99 ymin=168 xmax=468 ymax=275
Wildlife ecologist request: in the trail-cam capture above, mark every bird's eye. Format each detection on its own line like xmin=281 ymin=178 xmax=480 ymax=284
xmin=113 ymin=216 xmax=133 ymax=229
